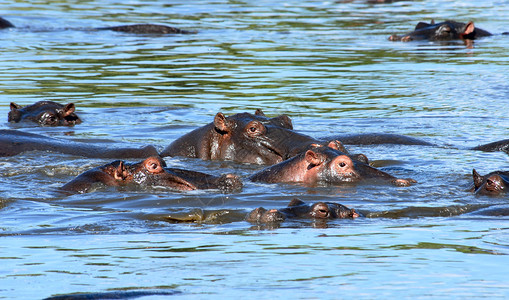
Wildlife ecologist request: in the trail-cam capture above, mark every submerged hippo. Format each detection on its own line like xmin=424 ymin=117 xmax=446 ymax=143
xmin=96 ymin=24 xmax=193 ymax=34
xmin=250 ymin=145 xmax=416 ymax=187
xmin=471 ymin=139 xmax=509 ymax=155
xmin=471 ymin=169 xmax=509 ymax=196
xmin=61 ymin=156 xmax=242 ymax=193
xmin=0 ymin=129 xmax=158 ymax=158
xmin=0 ymin=16 xmax=194 ymax=34
xmin=247 ymin=199 xmax=360 ymax=223
xmin=389 ymin=20 xmax=492 ymax=42
xmin=0 ymin=16 xmax=14 ymax=29
xmin=161 ymin=109 xmax=317 ymax=165
xmin=9 ymin=101 xmax=81 ymax=126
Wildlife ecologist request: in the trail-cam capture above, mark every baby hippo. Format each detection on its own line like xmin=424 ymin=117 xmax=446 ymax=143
xmin=249 ymin=145 xmax=415 ymax=187
xmin=9 ymin=101 xmax=81 ymax=126
xmin=61 ymin=156 xmax=242 ymax=193
xmin=247 ymin=199 xmax=360 ymax=223
xmin=472 ymin=169 xmax=509 ymax=196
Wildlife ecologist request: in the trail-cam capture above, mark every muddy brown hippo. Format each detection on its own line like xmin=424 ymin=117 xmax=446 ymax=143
xmin=96 ymin=24 xmax=194 ymax=34
xmin=0 ymin=129 xmax=158 ymax=158
xmin=250 ymin=144 xmax=416 ymax=187
xmin=61 ymin=156 xmax=242 ymax=193
xmin=471 ymin=139 xmax=509 ymax=155
xmin=247 ymin=199 xmax=360 ymax=223
xmin=9 ymin=101 xmax=81 ymax=126
xmin=389 ymin=20 xmax=492 ymax=42
xmin=0 ymin=16 xmax=194 ymax=34
xmin=471 ymin=169 xmax=509 ymax=196
xmin=161 ymin=109 xmax=318 ymax=165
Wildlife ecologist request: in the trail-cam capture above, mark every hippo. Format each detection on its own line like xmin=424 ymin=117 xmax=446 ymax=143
xmin=389 ymin=20 xmax=492 ymax=42
xmin=161 ymin=109 xmax=319 ymax=165
xmin=250 ymin=144 xmax=416 ymax=187
xmin=471 ymin=139 xmax=509 ymax=154
xmin=471 ymin=169 xmax=509 ymax=196
xmin=247 ymin=198 xmax=360 ymax=224
xmin=44 ymin=290 xmax=181 ymax=300
xmin=96 ymin=24 xmax=194 ymax=34
xmin=0 ymin=16 xmax=14 ymax=29
xmin=8 ymin=101 xmax=81 ymax=126
xmin=61 ymin=156 xmax=242 ymax=193
xmin=0 ymin=16 xmax=194 ymax=34
xmin=0 ymin=129 xmax=158 ymax=158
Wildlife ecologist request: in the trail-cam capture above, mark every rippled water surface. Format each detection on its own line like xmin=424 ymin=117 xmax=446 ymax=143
xmin=1 ymin=0 xmax=508 ymax=298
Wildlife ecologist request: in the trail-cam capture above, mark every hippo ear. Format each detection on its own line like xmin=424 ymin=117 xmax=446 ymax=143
xmin=472 ymin=169 xmax=484 ymax=189
xmin=327 ymin=140 xmax=347 ymax=153
xmin=288 ymin=198 xmax=305 ymax=207
xmin=431 ymin=19 xmax=435 ymax=25
xmin=213 ymin=112 xmax=231 ymax=133
xmin=10 ymin=102 xmax=22 ymax=111
xmin=272 ymin=114 xmax=293 ymax=130
xmin=255 ymin=109 xmax=265 ymax=117
xmin=352 ymin=153 xmax=369 ymax=164
xmin=60 ymin=103 xmax=76 ymax=117
xmin=144 ymin=157 xmax=164 ymax=174
xmin=113 ymin=161 xmax=126 ymax=180
xmin=415 ymin=21 xmax=431 ymax=30
xmin=305 ymin=150 xmax=324 ymax=166
xmin=463 ymin=21 xmax=475 ymax=36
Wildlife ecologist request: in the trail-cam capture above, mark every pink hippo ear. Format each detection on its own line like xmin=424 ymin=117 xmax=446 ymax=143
xmin=60 ymin=103 xmax=76 ymax=117
xmin=472 ymin=169 xmax=484 ymax=189
xmin=305 ymin=150 xmax=325 ymax=166
xmin=430 ymin=19 xmax=435 ymax=25
xmin=113 ymin=161 xmax=127 ymax=180
xmin=144 ymin=157 xmax=164 ymax=174
xmin=213 ymin=112 xmax=230 ymax=133
xmin=10 ymin=102 xmax=22 ymax=111
xmin=463 ymin=21 xmax=475 ymax=35
xmin=326 ymin=140 xmax=347 ymax=153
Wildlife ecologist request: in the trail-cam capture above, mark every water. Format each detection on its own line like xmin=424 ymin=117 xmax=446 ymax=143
xmin=1 ymin=0 xmax=508 ymax=298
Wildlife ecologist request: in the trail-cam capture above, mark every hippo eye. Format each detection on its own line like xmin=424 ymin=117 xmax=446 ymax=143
xmin=339 ymin=162 xmax=347 ymax=168
xmin=486 ymin=179 xmax=494 ymax=186
xmin=245 ymin=121 xmax=265 ymax=137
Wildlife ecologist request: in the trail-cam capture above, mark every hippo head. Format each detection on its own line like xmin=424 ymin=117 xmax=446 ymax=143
xmin=302 ymin=146 xmax=414 ymax=186
xmin=472 ymin=169 xmax=509 ymax=196
xmin=211 ymin=110 xmax=314 ymax=164
xmin=123 ymin=157 xmax=199 ymax=191
xmin=303 ymin=147 xmax=362 ymax=184
xmin=246 ymin=207 xmax=286 ymax=223
xmin=389 ymin=20 xmax=485 ymax=42
xmin=9 ymin=101 xmax=82 ymax=126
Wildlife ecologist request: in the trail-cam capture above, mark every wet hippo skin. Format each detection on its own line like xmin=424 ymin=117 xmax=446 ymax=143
xmin=250 ymin=144 xmax=416 ymax=187
xmin=8 ymin=101 xmax=81 ymax=126
xmin=0 ymin=129 xmax=158 ymax=158
xmin=247 ymin=198 xmax=360 ymax=224
xmin=61 ymin=156 xmax=242 ymax=193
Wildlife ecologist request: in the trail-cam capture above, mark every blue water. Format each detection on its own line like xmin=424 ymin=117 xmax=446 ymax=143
xmin=1 ymin=0 xmax=508 ymax=298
